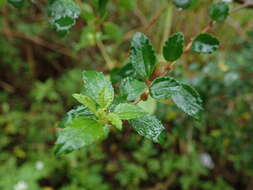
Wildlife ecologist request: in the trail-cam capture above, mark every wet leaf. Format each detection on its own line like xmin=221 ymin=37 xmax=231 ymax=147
xmin=191 ymin=33 xmax=220 ymax=54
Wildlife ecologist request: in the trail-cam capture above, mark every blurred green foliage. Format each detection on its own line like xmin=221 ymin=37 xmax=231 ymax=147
xmin=1 ymin=0 xmax=253 ymax=189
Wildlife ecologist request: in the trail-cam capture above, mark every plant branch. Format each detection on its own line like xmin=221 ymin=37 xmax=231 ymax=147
xmin=96 ymin=38 xmax=115 ymax=70
xmin=132 ymin=1 xmax=252 ymax=104
xmin=0 ymin=29 xmax=74 ymax=58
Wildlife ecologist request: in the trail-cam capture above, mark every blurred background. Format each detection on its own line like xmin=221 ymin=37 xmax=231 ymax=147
xmin=0 ymin=0 xmax=253 ymax=189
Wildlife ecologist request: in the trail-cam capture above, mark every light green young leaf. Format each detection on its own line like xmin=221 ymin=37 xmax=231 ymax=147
xmin=120 ymin=77 xmax=147 ymax=101
xmin=8 ymin=0 xmax=24 ymax=8
xmin=107 ymin=113 xmax=123 ymax=130
xmin=130 ymin=32 xmax=157 ymax=79
xmin=59 ymin=105 xmax=94 ymax=128
xmin=82 ymin=71 xmax=114 ymax=108
xmin=72 ymin=93 xmax=97 ymax=113
xmin=163 ymin=32 xmax=184 ymax=62
xmin=55 ymin=116 xmax=109 ymax=156
xmin=129 ymin=114 xmax=165 ymax=144
xmin=209 ymin=2 xmax=229 ymax=22
xmin=114 ymin=103 xmax=146 ymax=120
xmin=48 ymin=0 xmax=80 ymax=35
xmin=137 ymin=96 xmax=157 ymax=115
xmin=191 ymin=33 xmax=220 ymax=54
xmin=150 ymin=76 xmax=203 ymax=119
xmin=172 ymin=0 xmax=192 ymax=9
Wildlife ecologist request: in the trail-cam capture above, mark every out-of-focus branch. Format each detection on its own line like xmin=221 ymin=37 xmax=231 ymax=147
xmin=0 ymin=29 xmax=74 ymax=58
xmin=233 ymin=0 xmax=253 ymax=12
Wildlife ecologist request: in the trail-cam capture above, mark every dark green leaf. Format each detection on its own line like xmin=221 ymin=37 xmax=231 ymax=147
xmin=130 ymin=32 xmax=157 ymax=79
xmin=163 ymin=32 xmax=184 ymax=62
xmin=209 ymin=2 xmax=229 ymax=22
xmin=120 ymin=77 xmax=147 ymax=101
xmin=48 ymin=0 xmax=80 ymax=34
xmin=172 ymin=0 xmax=192 ymax=9
xmin=82 ymin=71 xmax=114 ymax=108
xmin=55 ymin=116 xmax=108 ymax=155
xmin=110 ymin=61 xmax=136 ymax=83
xmin=150 ymin=76 xmax=203 ymax=118
xmin=59 ymin=106 xmax=94 ymax=128
xmin=98 ymin=0 xmax=109 ymax=17
xmin=129 ymin=114 xmax=165 ymax=144
xmin=8 ymin=0 xmax=24 ymax=8
xmin=191 ymin=33 xmax=220 ymax=54
xmin=114 ymin=103 xmax=146 ymax=120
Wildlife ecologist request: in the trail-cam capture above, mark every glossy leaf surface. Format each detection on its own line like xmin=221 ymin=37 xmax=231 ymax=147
xmin=163 ymin=32 xmax=184 ymax=62
xmin=48 ymin=0 xmax=80 ymax=35
xmin=172 ymin=0 xmax=192 ymax=9
xmin=150 ymin=76 xmax=203 ymax=118
xmin=114 ymin=103 xmax=146 ymax=120
xmin=55 ymin=116 xmax=108 ymax=155
xmin=120 ymin=77 xmax=147 ymax=101
xmin=82 ymin=71 xmax=114 ymax=108
xmin=59 ymin=106 xmax=94 ymax=128
xmin=130 ymin=32 xmax=156 ymax=79
xmin=129 ymin=114 xmax=165 ymax=144
xmin=191 ymin=33 xmax=220 ymax=54
xmin=209 ymin=2 xmax=229 ymax=22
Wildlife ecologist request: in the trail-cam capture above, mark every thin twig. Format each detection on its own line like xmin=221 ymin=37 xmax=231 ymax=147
xmin=231 ymin=1 xmax=253 ymax=12
xmin=143 ymin=7 xmax=167 ymax=33
xmin=96 ymin=38 xmax=115 ymax=70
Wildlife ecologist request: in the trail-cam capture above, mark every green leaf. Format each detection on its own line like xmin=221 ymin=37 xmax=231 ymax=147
xmin=150 ymin=76 xmax=203 ymax=118
xmin=119 ymin=0 xmax=136 ymax=10
xmin=59 ymin=106 xmax=94 ymax=128
xmin=150 ymin=76 xmax=182 ymax=99
xmin=137 ymin=96 xmax=157 ymax=115
xmin=114 ymin=103 xmax=146 ymax=120
xmin=72 ymin=93 xmax=97 ymax=113
xmin=8 ymin=0 xmax=24 ymax=8
xmin=209 ymin=2 xmax=229 ymax=22
xmin=129 ymin=114 xmax=165 ymax=144
xmin=107 ymin=113 xmax=123 ymax=130
xmin=172 ymin=0 xmax=192 ymax=9
xmin=120 ymin=77 xmax=147 ymax=101
xmin=130 ymin=32 xmax=157 ymax=79
xmin=82 ymin=71 xmax=114 ymax=108
xmin=103 ymin=22 xmax=123 ymax=42
xmin=48 ymin=0 xmax=80 ymax=35
xmin=55 ymin=116 xmax=109 ymax=155
xmin=110 ymin=61 xmax=136 ymax=83
xmin=191 ymin=33 xmax=220 ymax=54
xmin=98 ymin=0 xmax=109 ymax=17
xmin=171 ymin=83 xmax=203 ymax=118
xmin=163 ymin=32 xmax=184 ymax=62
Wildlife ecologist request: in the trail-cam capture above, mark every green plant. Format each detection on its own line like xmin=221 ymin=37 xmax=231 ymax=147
xmin=43 ymin=0 xmax=253 ymax=155
xmin=5 ymin=0 xmax=253 ymax=158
